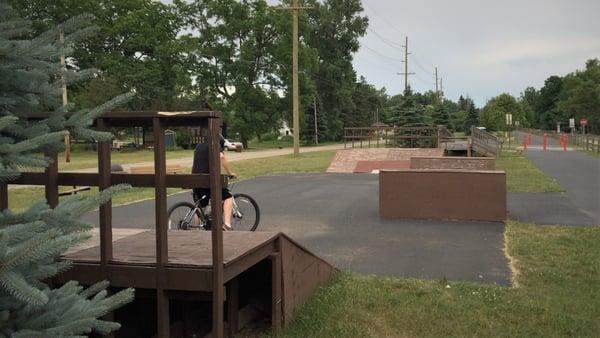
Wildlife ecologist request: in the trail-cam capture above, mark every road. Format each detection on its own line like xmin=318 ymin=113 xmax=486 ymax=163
xmin=508 ymin=132 xmax=600 ymax=225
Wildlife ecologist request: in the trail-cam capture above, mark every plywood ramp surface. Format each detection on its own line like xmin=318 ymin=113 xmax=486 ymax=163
xmin=63 ymin=230 xmax=278 ymax=267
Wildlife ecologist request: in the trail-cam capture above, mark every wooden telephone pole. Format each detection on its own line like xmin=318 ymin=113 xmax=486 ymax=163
xmin=397 ymin=36 xmax=415 ymax=92
xmin=281 ymin=0 xmax=312 ymax=156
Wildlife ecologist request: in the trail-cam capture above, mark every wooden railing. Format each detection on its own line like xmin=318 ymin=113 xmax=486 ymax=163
xmin=471 ymin=126 xmax=502 ymax=157
xmin=343 ymin=126 xmax=442 ymax=148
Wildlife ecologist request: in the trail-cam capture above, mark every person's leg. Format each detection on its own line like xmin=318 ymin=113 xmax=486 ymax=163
xmin=223 ymin=196 xmax=233 ymax=229
xmin=222 ymin=188 xmax=234 ymax=230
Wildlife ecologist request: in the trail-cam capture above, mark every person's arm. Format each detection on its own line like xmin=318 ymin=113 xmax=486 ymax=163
xmin=220 ymin=152 xmax=236 ymax=177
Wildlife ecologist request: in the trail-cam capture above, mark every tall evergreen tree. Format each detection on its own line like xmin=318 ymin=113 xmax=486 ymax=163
xmin=462 ymin=97 xmax=479 ymax=135
xmin=0 ymin=4 xmax=133 ymax=335
xmin=431 ymin=103 xmax=450 ymax=127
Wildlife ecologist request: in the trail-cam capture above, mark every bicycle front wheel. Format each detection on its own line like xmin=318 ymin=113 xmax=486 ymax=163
xmin=231 ymin=193 xmax=260 ymax=231
xmin=168 ymin=202 xmax=201 ymax=230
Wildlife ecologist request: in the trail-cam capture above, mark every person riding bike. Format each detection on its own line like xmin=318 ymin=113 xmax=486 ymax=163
xmin=191 ymin=134 xmax=237 ymax=230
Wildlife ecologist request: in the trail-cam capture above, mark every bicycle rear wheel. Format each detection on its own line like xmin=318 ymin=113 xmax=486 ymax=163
xmin=230 ymin=193 xmax=260 ymax=231
xmin=167 ymin=202 xmax=201 ymax=230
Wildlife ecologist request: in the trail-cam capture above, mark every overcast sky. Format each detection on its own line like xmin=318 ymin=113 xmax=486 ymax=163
xmin=353 ymin=0 xmax=600 ymax=106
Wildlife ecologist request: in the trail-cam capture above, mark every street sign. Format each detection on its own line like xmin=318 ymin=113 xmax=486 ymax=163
xmin=505 ymin=113 xmax=513 ymax=126
xmin=580 ymin=118 xmax=588 ymax=126
xmin=569 ymin=118 xmax=575 ymax=128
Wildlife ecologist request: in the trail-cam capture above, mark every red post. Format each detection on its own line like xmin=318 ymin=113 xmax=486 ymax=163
xmin=523 ymin=135 xmax=527 ymax=151
xmin=543 ymin=133 xmax=547 ymax=151
xmin=563 ymin=134 xmax=567 ymax=151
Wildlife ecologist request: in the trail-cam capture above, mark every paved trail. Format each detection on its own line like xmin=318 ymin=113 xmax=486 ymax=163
xmin=83 ymin=174 xmax=511 ymax=285
xmin=508 ymin=132 xmax=600 ymax=225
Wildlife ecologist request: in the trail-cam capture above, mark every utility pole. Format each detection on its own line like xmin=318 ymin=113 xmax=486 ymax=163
xmin=60 ymin=30 xmax=71 ymax=162
xmin=313 ymin=96 xmax=318 ymax=144
xmin=434 ymin=67 xmax=439 ymax=96
xmin=440 ymin=78 xmax=443 ymax=98
xmin=279 ymin=0 xmax=312 ymax=156
xmin=397 ymin=36 xmax=415 ymax=92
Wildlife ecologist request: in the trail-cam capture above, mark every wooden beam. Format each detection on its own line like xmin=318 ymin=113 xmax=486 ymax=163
xmin=270 ymin=253 xmax=282 ymax=335
xmin=45 ymin=151 xmax=58 ymax=208
xmin=97 ymin=118 xmax=113 ymax=271
xmin=226 ymin=278 xmax=239 ymax=337
xmin=153 ymin=117 xmax=170 ymax=338
xmin=208 ymin=117 xmax=224 ymax=338
xmin=0 ymin=181 xmax=7 ymax=210
xmin=10 ymin=172 xmax=224 ymax=189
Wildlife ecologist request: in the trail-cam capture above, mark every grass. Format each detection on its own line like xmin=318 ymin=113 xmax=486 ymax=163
xmin=282 ymin=220 xmax=600 ymax=337
xmin=8 ymin=150 xmax=336 ymax=212
xmin=56 ymin=149 xmax=193 ymax=171
xmin=246 ymin=138 xmax=338 ymax=151
xmin=496 ymin=150 xmax=563 ymax=193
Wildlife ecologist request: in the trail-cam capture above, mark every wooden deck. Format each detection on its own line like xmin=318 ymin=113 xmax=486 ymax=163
xmin=58 ymin=230 xmax=281 ymax=292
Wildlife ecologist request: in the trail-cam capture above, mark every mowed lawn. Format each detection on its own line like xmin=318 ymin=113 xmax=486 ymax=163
xmin=496 ymin=150 xmax=563 ymax=193
xmin=282 ymin=220 xmax=600 ymax=337
xmin=8 ymin=150 xmax=336 ymax=212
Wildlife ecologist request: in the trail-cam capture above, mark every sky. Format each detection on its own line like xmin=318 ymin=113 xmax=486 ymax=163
xmin=166 ymin=0 xmax=600 ymax=107
xmin=353 ymin=0 xmax=600 ymax=106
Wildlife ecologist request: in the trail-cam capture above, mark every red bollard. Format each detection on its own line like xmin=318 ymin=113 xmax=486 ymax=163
xmin=563 ymin=134 xmax=567 ymax=151
xmin=523 ymin=136 xmax=527 ymax=151
xmin=543 ymin=133 xmax=547 ymax=151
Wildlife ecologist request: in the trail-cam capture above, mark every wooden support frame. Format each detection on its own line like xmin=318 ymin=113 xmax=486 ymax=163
xmin=0 ymin=181 xmax=7 ymax=210
xmin=97 ymin=118 xmax=113 ymax=271
xmin=153 ymin=117 xmax=170 ymax=338
xmin=13 ymin=110 xmax=251 ymax=337
xmin=45 ymin=151 xmax=59 ymax=208
xmin=208 ymin=116 xmax=225 ymax=338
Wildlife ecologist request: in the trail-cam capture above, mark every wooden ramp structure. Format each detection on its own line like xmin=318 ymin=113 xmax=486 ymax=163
xmin=2 ymin=111 xmax=336 ymax=337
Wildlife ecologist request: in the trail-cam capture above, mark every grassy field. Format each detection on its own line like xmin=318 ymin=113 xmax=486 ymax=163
xmin=8 ymin=150 xmax=336 ymax=212
xmin=56 ymin=149 xmax=193 ymax=171
xmin=497 ymin=150 xmax=563 ymax=193
xmin=282 ymin=220 xmax=600 ymax=337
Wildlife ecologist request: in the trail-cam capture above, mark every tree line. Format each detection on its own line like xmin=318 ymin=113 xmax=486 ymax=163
xmin=480 ymin=59 xmax=600 ymax=134
xmin=9 ymin=0 xmax=488 ymax=147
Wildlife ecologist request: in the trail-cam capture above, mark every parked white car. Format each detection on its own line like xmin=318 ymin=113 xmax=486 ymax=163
xmin=223 ymin=139 xmax=243 ymax=151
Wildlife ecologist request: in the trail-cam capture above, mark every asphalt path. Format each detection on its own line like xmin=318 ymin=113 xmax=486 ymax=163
xmin=509 ymin=132 xmax=600 ymax=226
xmin=83 ymin=173 xmax=511 ymax=285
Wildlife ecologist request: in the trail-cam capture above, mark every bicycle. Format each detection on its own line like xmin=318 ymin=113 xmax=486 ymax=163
xmin=167 ymin=178 xmax=260 ymax=231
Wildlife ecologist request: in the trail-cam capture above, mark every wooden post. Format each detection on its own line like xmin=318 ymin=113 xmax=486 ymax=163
xmin=0 ymin=181 xmax=7 ymax=210
xmin=226 ymin=278 xmax=239 ymax=337
xmin=45 ymin=151 xmax=58 ymax=208
xmin=270 ymin=253 xmax=282 ymax=335
xmin=97 ymin=118 xmax=113 ymax=272
xmin=208 ymin=117 xmax=224 ymax=338
xmin=153 ymin=118 xmax=170 ymax=338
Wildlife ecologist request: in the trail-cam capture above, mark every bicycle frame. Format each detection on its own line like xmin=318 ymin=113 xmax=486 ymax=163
xmin=180 ymin=180 xmax=241 ymax=230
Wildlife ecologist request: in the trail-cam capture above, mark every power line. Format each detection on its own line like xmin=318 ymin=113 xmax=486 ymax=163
xmin=367 ymin=27 xmax=404 ymax=50
xmin=360 ymin=42 xmax=403 ymax=63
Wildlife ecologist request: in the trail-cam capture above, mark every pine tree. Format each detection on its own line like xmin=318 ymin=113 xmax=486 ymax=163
xmin=431 ymin=103 xmax=450 ymax=127
xmin=0 ymin=3 xmax=134 ymax=336
xmin=388 ymin=87 xmax=428 ymax=147
xmin=463 ymin=97 xmax=480 ymax=135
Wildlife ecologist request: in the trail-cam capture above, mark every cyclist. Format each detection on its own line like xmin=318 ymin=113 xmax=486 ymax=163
xmin=191 ymin=134 xmax=237 ymax=230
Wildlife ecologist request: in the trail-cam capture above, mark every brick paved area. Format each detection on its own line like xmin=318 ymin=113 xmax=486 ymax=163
xmin=327 ymin=148 xmax=443 ymax=173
